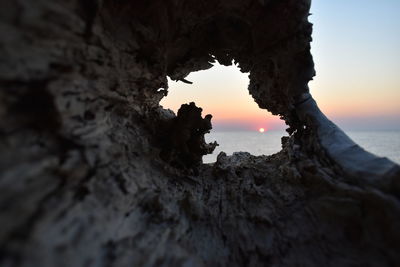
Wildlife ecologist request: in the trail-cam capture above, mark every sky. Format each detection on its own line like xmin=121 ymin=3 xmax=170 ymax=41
xmin=160 ymin=0 xmax=400 ymax=131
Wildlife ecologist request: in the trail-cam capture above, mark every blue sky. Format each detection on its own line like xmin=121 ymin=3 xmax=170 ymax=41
xmin=162 ymin=0 xmax=400 ymax=131
xmin=309 ymin=0 xmax=400 ymax=130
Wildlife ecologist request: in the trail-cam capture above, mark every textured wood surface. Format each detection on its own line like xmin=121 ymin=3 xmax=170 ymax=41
xmin=0 ymin=1 xmax=399 ymax=266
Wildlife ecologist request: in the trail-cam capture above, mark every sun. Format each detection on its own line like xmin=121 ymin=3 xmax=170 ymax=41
xmin=258 ymin=128 xmax=265 ymax=133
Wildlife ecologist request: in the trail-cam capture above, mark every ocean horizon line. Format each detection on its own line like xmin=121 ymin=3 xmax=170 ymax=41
xmin=210 ymin=128 xmax=400 ymax=133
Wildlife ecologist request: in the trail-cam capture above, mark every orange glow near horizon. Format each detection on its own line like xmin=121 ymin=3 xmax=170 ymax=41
xmin=259 ymin=128 xmax=265 ymax=133
xmin=160 ymin=63 xmax=287 ymax=131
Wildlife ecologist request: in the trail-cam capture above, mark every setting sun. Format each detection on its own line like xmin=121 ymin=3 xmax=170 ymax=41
xmin=259 ymin=128 xmax=265 ymax=133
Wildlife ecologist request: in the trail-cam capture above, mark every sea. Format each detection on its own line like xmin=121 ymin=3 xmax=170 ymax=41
xmin=203 ymin=130 xmax=400 ymax=165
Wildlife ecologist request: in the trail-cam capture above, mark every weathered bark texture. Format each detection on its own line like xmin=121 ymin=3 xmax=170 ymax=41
xmin=1 ymin=0 xmax=399 ymax=266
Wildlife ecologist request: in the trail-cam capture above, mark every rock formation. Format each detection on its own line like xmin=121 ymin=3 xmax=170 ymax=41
xmin=0 ymin=0 xmax=399 ymax=266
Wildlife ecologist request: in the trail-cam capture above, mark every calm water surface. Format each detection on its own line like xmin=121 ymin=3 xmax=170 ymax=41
xmin=204 ymin=130 xmax=400 ymax=164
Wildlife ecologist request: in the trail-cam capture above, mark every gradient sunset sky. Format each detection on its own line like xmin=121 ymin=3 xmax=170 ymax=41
xmin=161 ymin=0 xmax=400 ymax=131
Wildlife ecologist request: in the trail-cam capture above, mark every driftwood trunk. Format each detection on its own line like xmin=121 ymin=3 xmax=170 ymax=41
xmin=1 ymin=1 xmax=399 ymax=266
